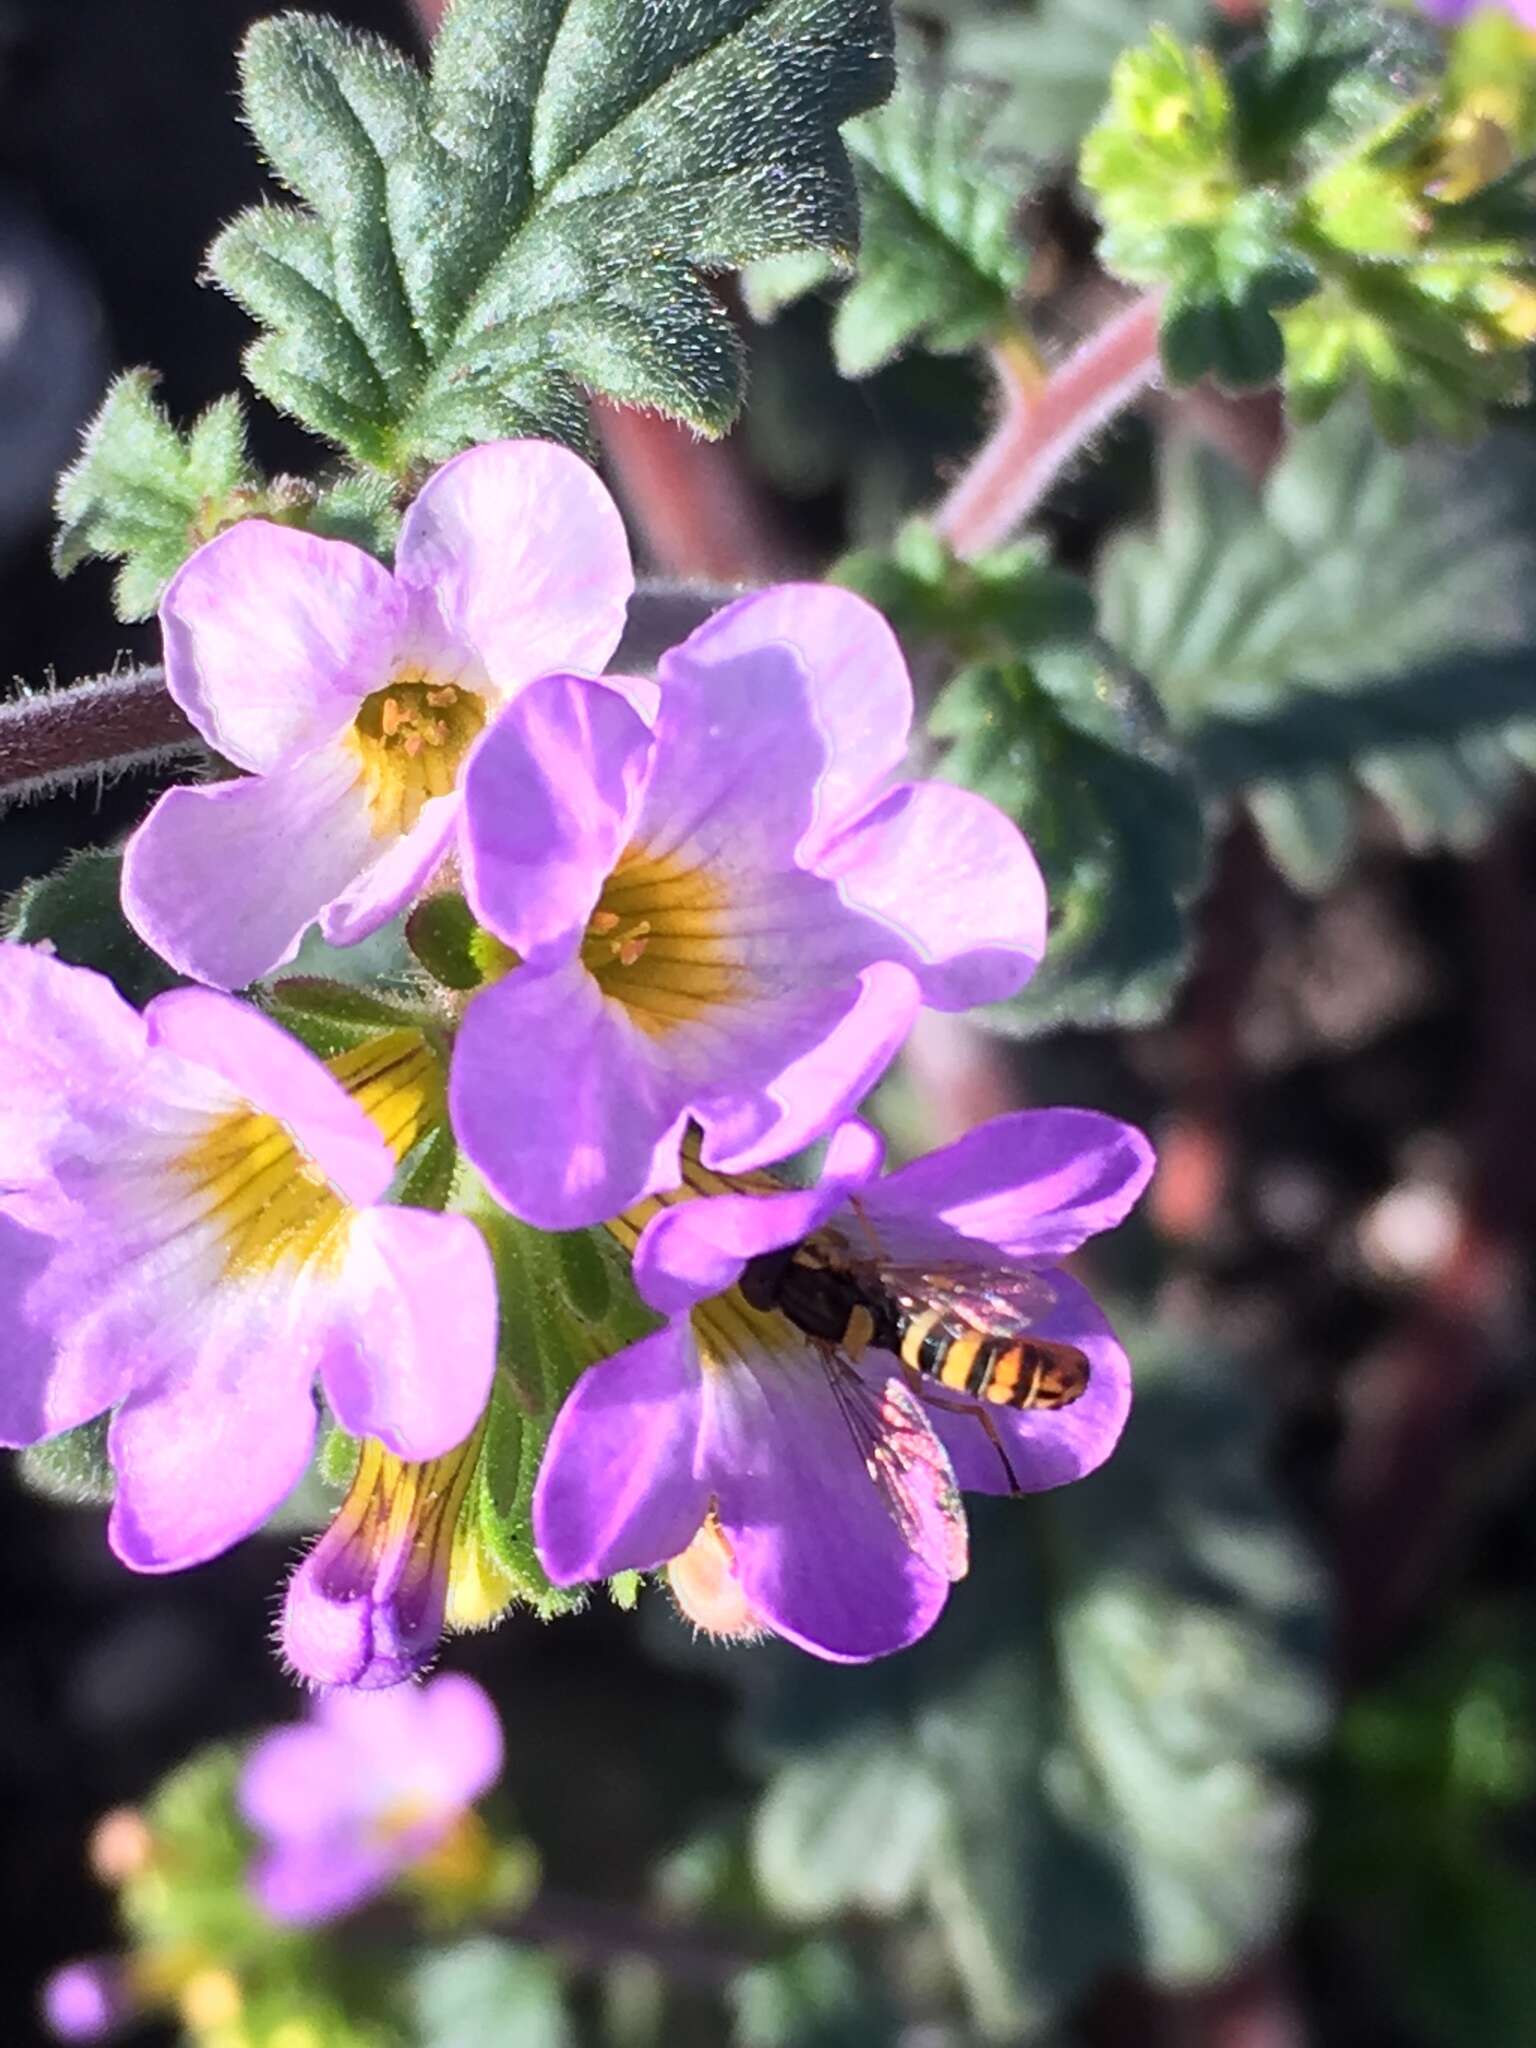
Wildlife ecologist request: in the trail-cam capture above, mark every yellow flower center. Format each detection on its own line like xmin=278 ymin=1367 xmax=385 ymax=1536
xmin=349 ymin=676 xmax=487 ymax=837
xmin=579 ymin=845 xmax=740 ymax=1037
xmin=175 ymin=1031 xmax=444 ymax=1282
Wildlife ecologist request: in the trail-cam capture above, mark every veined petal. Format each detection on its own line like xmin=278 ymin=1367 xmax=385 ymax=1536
xmin=815 ymin=778 xmax=1048 ymax=1008
xmin=918 ymin=1271 xmax=1132 ymax=1495
xmin=532 ymin=1324 xmax=709 ymax=1583
xmin=633 ymin=1120 xmax=885 ymax=1317
xmin=862 ymin=1108 xmax=1157 ymax=1263
xmin=395 ymin=440 xmax=633 ymax=696
xmin=700 ymin=1343 xmax=954 ymax=1661
xmin=144 ymin=988 xmax=393 ymax=1207
xmin=106 ymin=1279 xmax=323 ymax=1570
xmin=0 ymin=946 xmax=153 ymax=1183
xmin=450 ymin=963 xmax=690 ymax=1230
xmin=639 ymin=635 xmax=830 ymax=873
xmin=693 ymin=961 xmax=920 ymax=1175
xmin=661 ymin=584 xmax=913 ymax=857
xmin=0 ymin=1213 xmax=126 ymax=1445
xmin=461 ymin=673 xmax=655 ymax=965
xmin=123 ymin=749 xmax=377 ymax=990
xmin=317 ymin=1206 xmax=497 ymax=1460
xmin=161 ymin=521 xmax=404 ymax=773
xmin=319 ymin=795 xmax=461 ymax=949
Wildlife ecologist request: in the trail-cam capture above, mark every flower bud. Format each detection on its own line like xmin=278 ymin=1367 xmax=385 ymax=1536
xmin=666 ymin=1516 xmax=768 ymax=1645
xmin=282 ymin=1430 xmax=484 ymax=1689
xmin=40 ymin=1959 xmax=134 ymax=2042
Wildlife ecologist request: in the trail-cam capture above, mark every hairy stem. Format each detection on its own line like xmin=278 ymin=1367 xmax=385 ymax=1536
xmin=0 ymin=669 xmax=200 ymax=810
xmin=933 ymin=293 xmax=1164 ymax=558
xmin=0 ymin=587 xmax=731 ymax=809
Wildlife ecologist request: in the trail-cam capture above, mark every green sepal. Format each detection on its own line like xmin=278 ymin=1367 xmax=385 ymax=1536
xmin=3 ymin=847 xmax=183 ymax=1008
xmin=407 ymin=893 xmax=486 ymax=991
xmin=455 ymin=1169 xmax=662 ymax=1613
xmin=212 ymin=0 xmax=895 ymax=472
xmin=16 ymin=1417 xmax=114 ymax=1506
xmin=391 ymin=1124 xmax=459 ymax=1212
xmin=53 ymin=371 xmax=258 ymax=620
xmin=259 ymin=975 xmax=438 ymax=1058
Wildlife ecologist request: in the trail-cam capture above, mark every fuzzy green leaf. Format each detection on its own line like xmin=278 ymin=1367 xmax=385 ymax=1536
xmin=459 ymin=1175 xmax=661 ymax=1611
xmin=839 ymin=525 xmax=1206 ymax=1032
xmin=933 ymin=648 xmax=1208 ymax=1032
xmin=1098 ymin=400 xmax=1536 ymax=890
xmin=212 ymin=0 xmax=895 ymax=470
xmin=16 ymin=1417 xmax=114 ymax=1506
xmin=52 ymin=372 xmax=257 ymax=621
xmin=719 ymin=1317 xmax=1329 ymax=2038
xmin=945 ymin=0 xmax=1207 ymax=165
xmin=3 ymin=847 xmax=183 ymax=1008
xmin=749 ymin=46 xmax=1033 ymax=377
xmin=411 ymin=1941 xmax=572 ymax=2048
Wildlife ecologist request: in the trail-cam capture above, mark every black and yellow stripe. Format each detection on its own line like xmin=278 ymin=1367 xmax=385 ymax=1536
xmin=897 ymin=1309 xmax=1088 ymax=1409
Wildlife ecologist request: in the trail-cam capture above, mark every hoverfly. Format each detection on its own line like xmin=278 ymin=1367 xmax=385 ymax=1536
xmin=738 ymin=1232 xmax=1090 ymax=1412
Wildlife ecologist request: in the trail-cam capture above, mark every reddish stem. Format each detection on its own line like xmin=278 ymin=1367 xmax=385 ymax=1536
xmin=933 ymin=294 xmax=1164 ymax=559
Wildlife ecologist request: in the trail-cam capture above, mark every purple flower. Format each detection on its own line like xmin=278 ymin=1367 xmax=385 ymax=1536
xmin=239 ymin=1674 xmax=503 ymax=1922
xmin=123 ymin=439 xmax=632 ymax=990
xmin=40 ymin=1960 xmax=132 ymax=2043
xmin=282 ymin=1432 xmax=487 ymax=1691
xmin=0 ymin=946 xmax=497 ymax=1571
xmin=533 ymin=1108 xmax=1153 ymax=1660
xmin=451 ymin=585 xmax=1047 ymax=1229
xmin=1417 ymin=0 xmax=1536 ymax=23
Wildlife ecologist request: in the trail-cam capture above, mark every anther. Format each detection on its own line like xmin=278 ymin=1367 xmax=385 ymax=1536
xmin=381 ymin=697 xmax=404 ymax=738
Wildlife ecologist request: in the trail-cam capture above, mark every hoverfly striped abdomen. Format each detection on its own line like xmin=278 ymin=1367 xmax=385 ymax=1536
xmin=740 ymin=1241 xmax=1090 ymax=1413
xmin=898 ymin=1310 xmax=1089 ymax=1409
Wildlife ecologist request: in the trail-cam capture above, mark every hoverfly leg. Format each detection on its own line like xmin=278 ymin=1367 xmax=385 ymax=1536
xmin=904 ymin=1370 xmax=1024 ymax=1496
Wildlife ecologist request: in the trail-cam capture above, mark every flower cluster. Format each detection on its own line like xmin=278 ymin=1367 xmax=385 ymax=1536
xmin=3 ymin=439 xmax=1153 ymax=1678
xmin=39 ymin=1677 xmax=512 ymax=2044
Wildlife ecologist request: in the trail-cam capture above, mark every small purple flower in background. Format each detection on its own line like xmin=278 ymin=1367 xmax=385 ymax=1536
xmin=1416 ymin=0 xmax=1536 ymax=25
xmin=452 ymin=584 xmax=1047 ymax=1230
xmin=533 ymin=1108 xmax=1153 ymax=1661
xmin=40 ymin=1959 xmax=132 ymax=2043
xmin=123 ymin=438 xmax=632 ymax=990
xmin=239 ymin=1674 xmax=503 ymax=1923
xmin=0 ymin=945 xmax=496 ymax=1571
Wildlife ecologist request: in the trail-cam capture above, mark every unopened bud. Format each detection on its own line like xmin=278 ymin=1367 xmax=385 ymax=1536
xmin=666 ymin=1517 xmax=767 ymax=1644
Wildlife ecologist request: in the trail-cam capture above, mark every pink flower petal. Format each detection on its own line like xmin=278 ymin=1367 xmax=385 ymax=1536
xmin=161 ymin=521 xmax=404 ymax=773
xmin=395 ymin=440 xmax=633 ymax=696
xmin=815 ymin=778 xmax=1048 ymax=1009
xmin=533 ymin=1324 xmax=710 ymax=1582
xmin=123 ymin=748 xmax=378 ymax=990
xmin=662 ymin=584 xmax=913 ymax=857
xmin=317 ymin=1206 xmax=498 ymax=1459
xmin=144 ymin=987 xmax=393 ymax=1206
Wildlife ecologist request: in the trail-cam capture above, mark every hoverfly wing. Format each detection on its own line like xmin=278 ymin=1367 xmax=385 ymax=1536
xmin=882 ymin=1261 xmax=1060 ymax=1341
xmin=823 ymin=1360 xmax=968 ymax=1583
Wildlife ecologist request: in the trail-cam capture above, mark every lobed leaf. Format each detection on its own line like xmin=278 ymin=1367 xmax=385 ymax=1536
xmin=212 ymin=0 xmax=896 ymax=470
xmin=839 ymin=525 xmax=1208 ymax=1033
xmin=52 ymin=372 xmax=257 ymax=621
xmin=748 ymin=43 xmax=1035 ymax=378
xmin=1098 ymin=400 xmax=1536 ymax=890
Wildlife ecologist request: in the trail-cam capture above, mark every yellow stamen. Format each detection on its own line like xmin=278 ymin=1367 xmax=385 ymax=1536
xmin=578 ymin=846 xmax=740 ymax=1037
xmin=349 ymin=675 xmax=487 ymax=837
